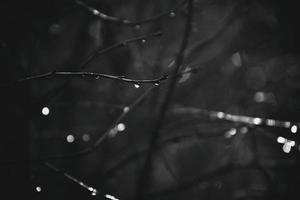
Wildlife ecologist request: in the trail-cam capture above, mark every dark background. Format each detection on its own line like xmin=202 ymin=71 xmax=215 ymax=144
xmin=1 ymin=0 xmax=300 ymax=199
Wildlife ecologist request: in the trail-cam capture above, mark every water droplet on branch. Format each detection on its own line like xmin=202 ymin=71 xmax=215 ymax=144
xmin=134 ymin=84 xmax=140 ymax=88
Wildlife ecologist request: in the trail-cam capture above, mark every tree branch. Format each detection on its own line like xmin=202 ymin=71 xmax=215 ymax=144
xmin=2 ymin=71 xmax=167 ymax=87
xmin=75 ymin=0 xmax=188 ymax=26
xmin=0 ymin=31 xmax=162 ymax=87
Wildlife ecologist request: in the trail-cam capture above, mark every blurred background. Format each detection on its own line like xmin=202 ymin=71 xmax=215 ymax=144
xmin=0 ymin=0 xmax=300 ymax=199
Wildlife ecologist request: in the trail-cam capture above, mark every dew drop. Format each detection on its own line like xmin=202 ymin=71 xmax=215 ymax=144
xmin=134 ymin=84 xmax=140 ymax=88
xmin=42 ymin=107 xmax=50 ymax=116
xmin=92 ymin=9 xmax=100 ymax=15
xmin=36 ymin=186 xmax=42 ymax=192
xmin=123 ymin=106 xmax=130 ymax=113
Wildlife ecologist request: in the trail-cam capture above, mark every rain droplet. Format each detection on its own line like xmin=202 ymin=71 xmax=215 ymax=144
xmin=123 ymin=106 xmax=130 ymax=113
xmin=277 ymin=136 xmax=286 ymax=144
xmin=66 ymin=134 xmax=75 ymax=143
xmin=282 ymin=143 xmax=291 ymax=153
xmin=117 ymin=123 xmax=126 ymax=132
xmin=291 ymin=125 xmax=298 ymax=133
xmin=169 ymin=12 xmax=176 ymax=17
xmin=42 ymin=107 xmax=50 ymax=116
xmin=92 ymin=9 xmax=100 ymax=15
xmin=134 ymin=84 xmax=140 ymax=88
xmin=36 ymin=186 xmax=42 ymax=192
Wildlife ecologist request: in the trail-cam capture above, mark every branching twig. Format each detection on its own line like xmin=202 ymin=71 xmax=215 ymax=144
xmin=2 ymin=71 xmax=167 ymax=86
xmin=75 ymin=0 xmax=188 ymax=26
xmin=0 ymin=31 xmax=162 ymax=87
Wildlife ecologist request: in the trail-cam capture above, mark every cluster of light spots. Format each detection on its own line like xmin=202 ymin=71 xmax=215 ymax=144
xmin=105 ymin=194 xmax=119 ymax=200
xmin=88 ymin=187 xmax=98 ymax=196
xmin=108 ymin=123 xmax=126 ymax=138
xmin=277 ymin=136 xmax=296 ymax=153
xmin=82 ymin=134 xmax=90 ymax=142
xmin=174 ymin=107 xmax=300 ymax=131
xmin=42 ymin=107 xmax=50 ymax=116
xmin=36 ymin=186 xmax=42 ymax=192
xmin=291 ymin=125 xmax=298 ymax=133
xmin=66 ymin=134 xmax=75 ymax=143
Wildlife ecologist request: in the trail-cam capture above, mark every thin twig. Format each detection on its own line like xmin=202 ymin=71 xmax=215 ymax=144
xmin=44 ymin=162 xmax=120 ymax=199
xmin=4 ymin=71 xmax=167 ymax=86
xmin=43 ymin=162 xmax=99 ymax=195
xmin=134 ymin=1 xmax=194 ymax=199
xmin=75 ymin=0 xmax=188 ymax=26
xmin=0 ymin=31 xmax=162 ymax=87
xmin=78 ymin=31 xmax=162 ymax=68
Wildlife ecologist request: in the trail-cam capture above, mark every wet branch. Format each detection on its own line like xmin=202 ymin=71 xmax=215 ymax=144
xmin=76 ymin=0 xmax=188 ymax=26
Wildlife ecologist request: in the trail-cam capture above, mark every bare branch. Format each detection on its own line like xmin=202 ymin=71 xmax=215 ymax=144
xmin=0 ymin=31 xmax=162 ymax=87
xmin=75 ymin=0 xmax=188 ymax=26
xmin=78 ymin=31 xmax=162 ymax=68
xmin=44 ymin=162 xmax=99 ymax=195
xmin=4 ymin=71 xmax=167 ymax=86
xmin=44 ymin=162 xmax=120 ymax=199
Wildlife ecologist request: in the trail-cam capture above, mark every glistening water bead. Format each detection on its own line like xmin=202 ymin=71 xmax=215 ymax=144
xmin=134 ymin=84 xmax=140 ymax=88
